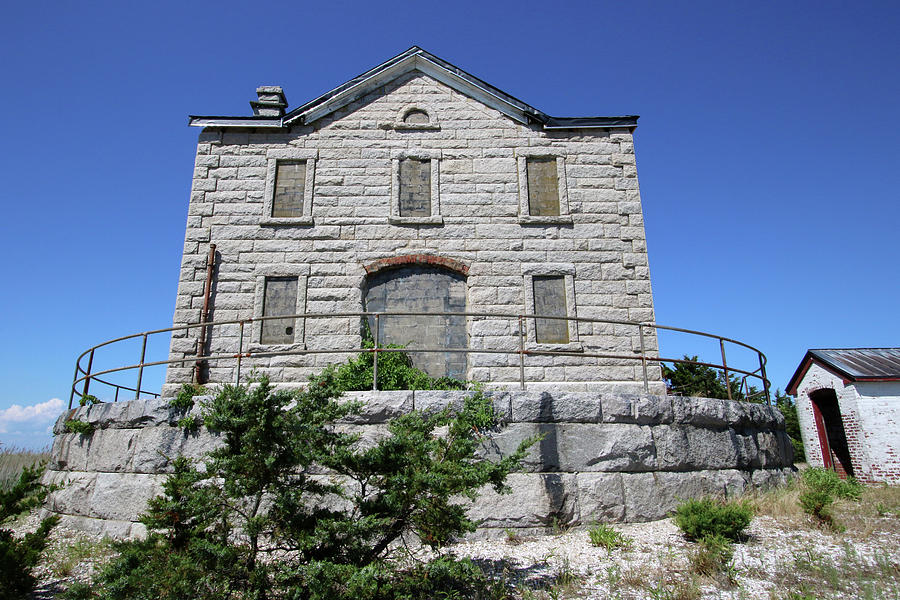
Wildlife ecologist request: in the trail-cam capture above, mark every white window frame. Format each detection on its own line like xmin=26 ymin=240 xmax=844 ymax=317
xmin=522 ymin=263 xmax=581 ymax=351
xmin=251 ymin=265 xmax=310 ymax=350
xmin=515 ymin=147 xmax=572 ymax=225
xmin=390 ymin=149 xmax=443 ymax=225
xmin=261 ymin=148 xmax=318 ymax=226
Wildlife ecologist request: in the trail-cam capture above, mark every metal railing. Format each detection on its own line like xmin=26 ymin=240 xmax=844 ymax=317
xmin=69 ymin=311 xmax=770 ymax=409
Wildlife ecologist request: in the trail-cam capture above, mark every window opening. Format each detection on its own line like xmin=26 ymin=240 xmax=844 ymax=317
xmin=261 ymin=276 xmax=298 ymax=344
xmin=403 ymin=109 xmax=429 ymax=124
xmin=272 ymin=160 xmax=306 ymax=218
xmin=532 ymin=275 xmax=568 ymax=343
xmin=526 ymin=157 xmax=560 ymax=216
xmin=399 ymin=158 xmax=431 ymax=217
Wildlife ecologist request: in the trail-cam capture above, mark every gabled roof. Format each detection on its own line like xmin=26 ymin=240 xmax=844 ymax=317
xmin=787 ymin=348 xmax=900 ymax=395
xmin=189 ymin=46 xmax=638 ymax=131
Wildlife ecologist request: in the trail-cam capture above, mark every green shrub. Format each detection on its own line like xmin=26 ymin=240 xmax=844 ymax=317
xmin=84 ymin=346 xmax=536 ymax=599
xmin=0 ymin=463 xmax=59 ymax=600
xmin=774 ymin=390 xmax=805 ymax=462
xmin=588 ymin=522 xmax=632 ymax=552
xmin=61 ymin=581 xmax=95 ymax=599
xmin=801 ymin=467 xmax=863 ymax=500
xmin=783 ymin=592 xmax=817 ymax=600
xmin=64 ymin=419 xmax=95 ymax=435
xmin=177 ymin=415 xmax=202 ymax=431
xmin=674 ymin=497 xmax=753 ymax=542
xmin=393 ymin=555 xmax=508 ymax=600
xmin=170 ymin=383 xmax=206 ymax=411
xmin=276 ymin=556 xmax=507 ymax=600
xmin=799 ymin=489 xmax=836 ymax=526
xmin=689 ymin=533 xmax=734 ymax=577
xmin=798 ymin=468 xmax=862 ymax=530
xmin=315 ymin=324 xmax=468 ymax=392
xmin=78 ymin=394 xmax=102 ymax=407
xmin=321 ymin=343 xmax=468 ymax=392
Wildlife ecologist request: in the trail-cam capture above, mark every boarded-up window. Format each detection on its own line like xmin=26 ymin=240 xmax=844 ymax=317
xmin=261 ymin=276 xmax=298 ymax=344
xmin=399 ymin=158 xmax=431 ymax=217
xmin=526 ymin=157 xmax=560 ymax=216
xmin=272 ymin=160 xmax=306 ymax=218
xmin=533 ymin=276 xmax=568 ymax=344
xmin=365 ymin=266 xmax=467 ymax=380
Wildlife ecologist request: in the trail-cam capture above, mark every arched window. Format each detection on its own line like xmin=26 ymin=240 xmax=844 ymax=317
xmin=402 ymin=108 xmax=430 ymax=124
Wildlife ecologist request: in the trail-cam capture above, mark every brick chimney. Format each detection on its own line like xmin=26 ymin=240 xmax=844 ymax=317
xmin=250 ymin=86 xmax=288 ymax=117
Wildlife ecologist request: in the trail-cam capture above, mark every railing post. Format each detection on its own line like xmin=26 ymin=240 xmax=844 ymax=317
xmin=638 ymin=324 xmax=649 ymax=393
xmin=69 ymin=360 xmax=81 ymax=409
xmin=372 ymin=314 xmax=380 ymax=391
xmin=759 ymin=353 xmax=771 ymax=405
xmin=518 ymin=315 xmax=526 ymax=391
xmin=82 ymin=349 xmax=95 ymax=400
xmin=135 ymin=333 xmax=148 ymax=400
xmin=720 ymin=339 xmax=732 ymax=401
xmin=235 ymin=321 xmax=244 ymax=385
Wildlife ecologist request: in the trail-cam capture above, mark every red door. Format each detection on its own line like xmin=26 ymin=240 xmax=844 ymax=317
xmin=810 ymin=398 xmax=833 ymax=469
xmin=808 ymin=389 xmax=854 ymax=478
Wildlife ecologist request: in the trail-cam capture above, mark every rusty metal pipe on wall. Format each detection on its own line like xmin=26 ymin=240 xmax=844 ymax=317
xmin=194 ymin=243 xmax=216 ymax=384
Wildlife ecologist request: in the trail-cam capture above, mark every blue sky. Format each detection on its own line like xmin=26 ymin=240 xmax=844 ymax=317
xmin=1 ymin=1 xmax=898 ymax=448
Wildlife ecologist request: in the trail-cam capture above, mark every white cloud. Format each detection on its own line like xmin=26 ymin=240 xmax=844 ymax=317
xmin=0 ymin=398 xmax=64 ymax=434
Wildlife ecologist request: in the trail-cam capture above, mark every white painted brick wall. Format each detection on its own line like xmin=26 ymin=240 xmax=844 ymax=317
xmin=165 ymin=71 xmax=661 ymax=393
xmin=794 ymin=362 xmax=900 ymax=483
xmin=851 ymin=381 xmax=900 ymax=483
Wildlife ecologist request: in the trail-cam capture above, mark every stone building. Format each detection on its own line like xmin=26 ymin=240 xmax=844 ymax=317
xmin=163 ymin=46 xmax=661 ymax=394
xmin=44 ymin=48 xmax=799 ymax=538
xmin=787 ymin=348 xmax=900 ymax=483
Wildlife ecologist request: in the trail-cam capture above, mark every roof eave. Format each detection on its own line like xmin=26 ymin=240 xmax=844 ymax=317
xmin=542 ymin=116 xmax=640 ymax=131
xmin=187 ymin=47 xmax=639 ymax=132
xmin=786 ymin=352 xmax=814 ymax=396
xmin=849 ymin=376 xmax=900 ymax=384
xmin=188 ymin=116 xmax=285 ymax=128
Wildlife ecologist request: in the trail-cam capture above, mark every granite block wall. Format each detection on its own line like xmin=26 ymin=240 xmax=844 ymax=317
xmin=45 ymin=391 xmax=794 ymax=538
xmin=164 ymin=70 xmax=660 ymax=394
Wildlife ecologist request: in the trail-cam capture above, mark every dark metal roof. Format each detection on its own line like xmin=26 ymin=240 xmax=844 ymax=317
xmin=787 ymin=348 xmax=900 ymax=395
xmin=810 ymin=348 xmax=900 ymax=379
xmin=189 ymin=46 xmax=638 ymax=131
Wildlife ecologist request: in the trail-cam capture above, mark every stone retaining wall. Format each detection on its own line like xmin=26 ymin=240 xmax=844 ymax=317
xmin=44 ymin=391 xmax=794 ymax=538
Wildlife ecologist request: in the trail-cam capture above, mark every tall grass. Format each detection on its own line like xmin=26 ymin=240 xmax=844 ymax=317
xmin=0 ymin=445 xmax=50 ymax=491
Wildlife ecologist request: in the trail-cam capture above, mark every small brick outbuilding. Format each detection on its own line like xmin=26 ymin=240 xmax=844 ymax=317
xmin=787 ymin=348 xmax=900 ymax=483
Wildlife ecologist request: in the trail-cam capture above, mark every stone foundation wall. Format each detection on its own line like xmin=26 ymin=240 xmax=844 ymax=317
xmin=44 ymin=391 xmax=794 ymax=538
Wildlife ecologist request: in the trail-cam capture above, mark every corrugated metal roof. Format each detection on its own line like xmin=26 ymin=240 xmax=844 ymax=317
xmin=809 ymin=348 xmax=900 ymax=379
xmin=787 ymin=348 xmax=900 ymax=395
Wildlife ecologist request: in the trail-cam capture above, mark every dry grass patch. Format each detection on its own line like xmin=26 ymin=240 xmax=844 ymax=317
xmin=767 ymin=541 xmax=900 ymax=599
xmin=835 ymin=484 xmax=900 ymax=531
xmin=47 ymin=536 xmax=116 ymax=578
xmin=0 ymin=445 xmax=50 ymax=491
xmin=749 ymin=478 xmax=806 ymax=523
